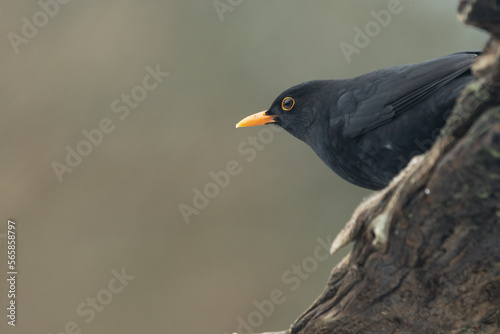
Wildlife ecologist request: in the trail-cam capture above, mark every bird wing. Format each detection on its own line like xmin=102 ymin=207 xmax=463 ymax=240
xmin=332 ymin=51 xmax=479 ymax=138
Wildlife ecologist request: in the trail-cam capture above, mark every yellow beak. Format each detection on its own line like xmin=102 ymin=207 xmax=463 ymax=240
xmin=236 ymin=111 xmax=277 ymax=128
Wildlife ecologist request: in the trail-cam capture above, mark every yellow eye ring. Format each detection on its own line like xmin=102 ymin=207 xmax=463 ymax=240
xmin=282 ymin=97 xmax=295 ymax=111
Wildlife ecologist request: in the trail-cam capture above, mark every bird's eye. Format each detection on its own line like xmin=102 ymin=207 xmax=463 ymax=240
xmin=281 ymin=97 xmax=295 ymax=111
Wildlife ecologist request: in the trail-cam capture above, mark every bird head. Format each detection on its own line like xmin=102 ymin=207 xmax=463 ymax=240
xmin=236 ymin=80 xmax=329 ymax=142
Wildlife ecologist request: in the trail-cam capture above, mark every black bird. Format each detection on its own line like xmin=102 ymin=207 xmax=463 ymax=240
xmin=236 ymin=51 xmax=479 ymax=190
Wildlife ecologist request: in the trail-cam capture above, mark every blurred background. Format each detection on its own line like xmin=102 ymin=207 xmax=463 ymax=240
xmin=0 ymin=1 xmax=487 ymax=334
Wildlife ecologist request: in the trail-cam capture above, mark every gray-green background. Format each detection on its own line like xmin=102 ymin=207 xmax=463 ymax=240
xmin=0 ymin=1 xmax=487 ymax=334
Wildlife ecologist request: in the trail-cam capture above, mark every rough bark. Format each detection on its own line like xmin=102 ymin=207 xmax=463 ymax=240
xmin=256 ymin=1 xmax=500 ymax=333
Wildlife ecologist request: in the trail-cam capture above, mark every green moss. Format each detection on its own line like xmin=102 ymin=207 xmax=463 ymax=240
xmin=477 ymin=186 xmax=492 ymax=199
xmin=487 ymin=172 xmax=500 ymax=180
xmin=485 ymin=146 xmax=500 ymax=159
xmin=429 ymin=202 xmax=443 ymax=210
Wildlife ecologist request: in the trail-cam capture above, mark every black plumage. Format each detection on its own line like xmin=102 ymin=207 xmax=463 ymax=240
xmin=237 ymin=51 xmax=479 ymax=189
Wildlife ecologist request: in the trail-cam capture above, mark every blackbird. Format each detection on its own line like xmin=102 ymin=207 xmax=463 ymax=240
xmin=236 ymin=51 xmax=479 ymax=190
